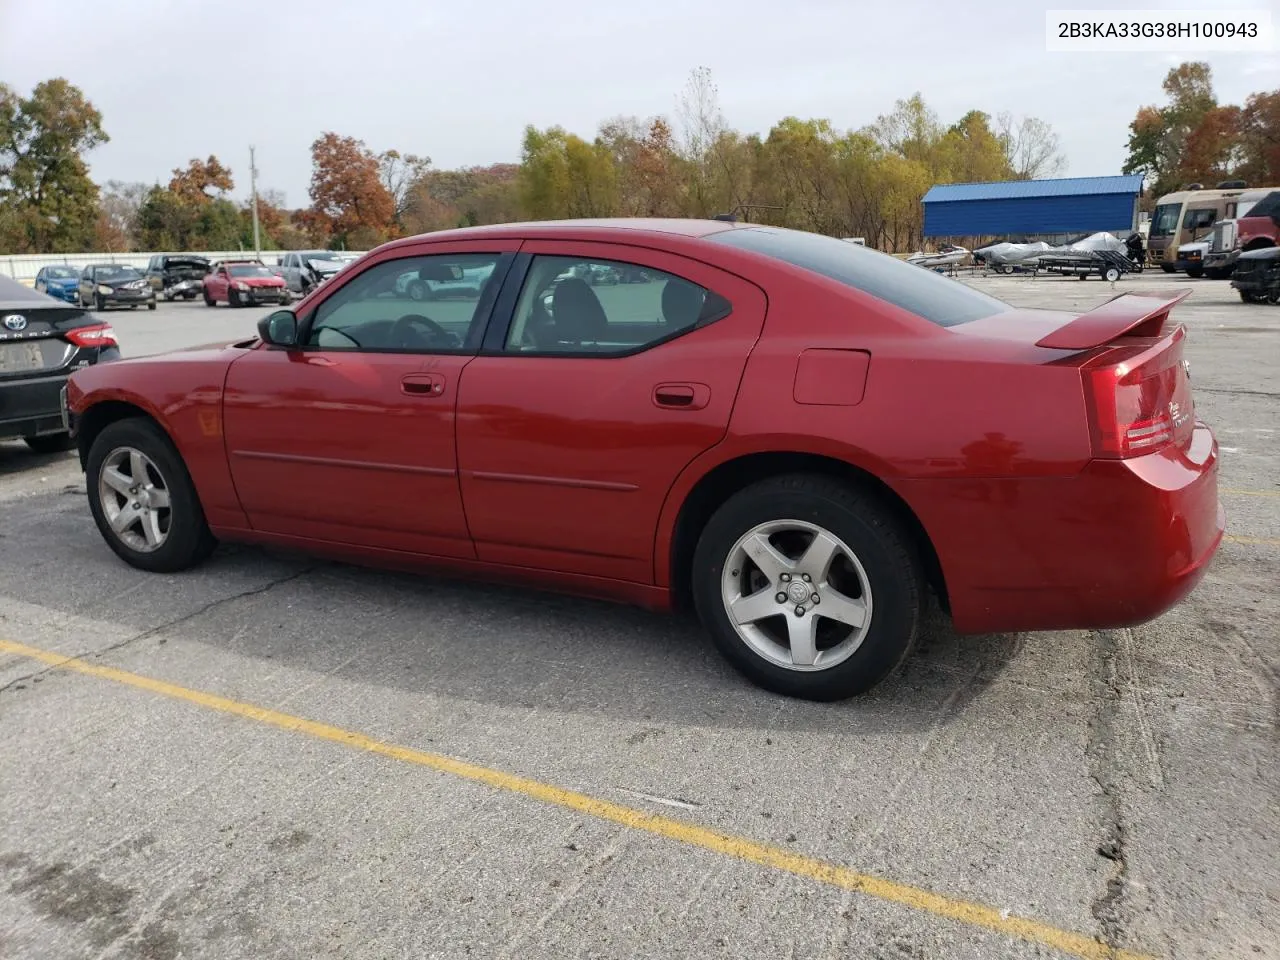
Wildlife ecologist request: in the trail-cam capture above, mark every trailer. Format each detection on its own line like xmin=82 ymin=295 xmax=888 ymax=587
xmin=1035 ymin=249 xmax=1141 ymax=282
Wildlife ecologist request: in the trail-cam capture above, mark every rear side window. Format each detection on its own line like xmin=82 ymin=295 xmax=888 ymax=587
xmin=707 ymin=226 xmax=1011 ymax=327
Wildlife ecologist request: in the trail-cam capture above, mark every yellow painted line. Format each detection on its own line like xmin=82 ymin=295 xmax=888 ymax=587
xmin=1220 ymin=488 xmax=1280 ymax=498
xmin=1224 ymin=534 xmax=1280 ymax=546
xmin=0 ymin=638 xmax=1153 ymax=960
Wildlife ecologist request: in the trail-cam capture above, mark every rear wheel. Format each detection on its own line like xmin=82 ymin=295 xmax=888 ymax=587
xmin=24 ymin=433 xmax=76 ymax=454
xmin=1161 ymin=263 xmax=1177 ymax=273
xmin=85 ymin=418 xmax=217 ymax=573
xmin=1102 ymin=265 xmax=1121 ymax=282
xmin=691 ymin=474 xmax=924 ymax=701
xmin=147 ymin=300 xmax=156 ymax=310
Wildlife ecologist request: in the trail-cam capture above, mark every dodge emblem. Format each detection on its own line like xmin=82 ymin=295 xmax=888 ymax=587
xmin=2 ymin=314 xmax=28 ymax=331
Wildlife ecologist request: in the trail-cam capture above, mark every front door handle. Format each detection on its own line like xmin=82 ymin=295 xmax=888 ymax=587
xmin=401 ymin=373 xmax=446 ymax=397
xmin=653 ymin=382 xmax=710 ymax=410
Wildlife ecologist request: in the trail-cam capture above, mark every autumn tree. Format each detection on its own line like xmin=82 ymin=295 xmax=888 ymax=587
xmin=308 ymin=132 xmax=395 ymax=247
xmin=169 ymin=155 xmax=234 ymax=203
xmin=1236 ymin=90 xmax=1280 ymax=185
xmin=0 ymin=78 xmax=108 ymax=253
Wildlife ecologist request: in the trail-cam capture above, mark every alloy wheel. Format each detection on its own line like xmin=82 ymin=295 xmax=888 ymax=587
xmin=98 ymin=446 xmax=172 ymax=553
xmin=719 ymin=519 xmax=874 ymax=672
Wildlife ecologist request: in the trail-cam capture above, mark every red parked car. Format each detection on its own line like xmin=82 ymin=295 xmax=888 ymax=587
xmin=202 ymin=259 xmax=289 ymax=307
xmin=63 ymin=219 xmax=1223 ymax=700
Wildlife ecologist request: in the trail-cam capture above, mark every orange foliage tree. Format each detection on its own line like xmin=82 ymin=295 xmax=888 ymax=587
xmin=308 ymin=132 xmax=395 ymax=247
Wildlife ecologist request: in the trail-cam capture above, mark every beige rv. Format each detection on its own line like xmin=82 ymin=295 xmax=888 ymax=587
xmin=1147 ymin=181 xmax=1274 ymax=269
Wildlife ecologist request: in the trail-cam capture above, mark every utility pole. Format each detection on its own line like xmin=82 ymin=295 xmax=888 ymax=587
xmin=249 ymin=145 xmax=261 ymax=261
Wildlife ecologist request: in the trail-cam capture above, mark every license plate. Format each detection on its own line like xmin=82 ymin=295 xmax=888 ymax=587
xmin=0 ymin=341 xmax=45 ymax=373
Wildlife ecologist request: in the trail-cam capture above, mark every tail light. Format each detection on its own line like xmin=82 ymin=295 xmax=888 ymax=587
xmin=64 ymin=323 xmax=118 ymax=349
xmin=1080 ymin=327 xmax=1195 ymax=459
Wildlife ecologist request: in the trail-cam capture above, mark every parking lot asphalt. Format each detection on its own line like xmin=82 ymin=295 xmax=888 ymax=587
xmin=1 ymin=275 xmax=1276 ymax=960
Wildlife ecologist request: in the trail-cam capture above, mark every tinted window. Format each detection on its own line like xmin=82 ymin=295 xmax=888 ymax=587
xmin=228 ymin=264 xmax=273 ymax=277
xmin=306 ymin=252 xmax=500 ymax=353
xmin=1183 ymin=207 xmax=1216 ymax=230
xmin=504 ymin=255 xmax=731 ymax=355
xmin=708 ymin=226 xmax=1009 ymax=327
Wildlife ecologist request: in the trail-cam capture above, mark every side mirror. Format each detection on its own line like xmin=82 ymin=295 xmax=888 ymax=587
xmin=257 ymin=310 xmax=298 ymax=347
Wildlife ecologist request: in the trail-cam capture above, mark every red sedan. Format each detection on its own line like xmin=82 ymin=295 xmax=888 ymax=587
xmin=202 ymin=259 xmax=289 ymax=307
xmin=64 ymin=219 xmax=1223 ymax=700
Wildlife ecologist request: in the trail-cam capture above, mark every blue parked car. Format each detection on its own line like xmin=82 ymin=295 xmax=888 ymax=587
xmin=33 ymin=265 xmax=81 ymax=304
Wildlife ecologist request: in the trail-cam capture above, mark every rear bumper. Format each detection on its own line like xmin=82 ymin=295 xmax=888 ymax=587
xmin=0 ymin=373 xmax=70 ymax=440
xmin=901 ymin=423 xmax=1223 ymax=634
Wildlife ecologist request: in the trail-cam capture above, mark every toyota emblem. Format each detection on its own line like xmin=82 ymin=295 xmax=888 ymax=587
xmin=2 ymin=314 xmax=28 ymax=331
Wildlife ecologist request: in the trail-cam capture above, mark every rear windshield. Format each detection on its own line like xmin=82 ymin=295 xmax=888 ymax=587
xmin=707 ymin=226 xmax=1010 ymax=327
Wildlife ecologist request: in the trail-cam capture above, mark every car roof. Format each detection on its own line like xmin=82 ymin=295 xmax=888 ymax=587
xmin=379 ymin=217 xmax=744 ymax=252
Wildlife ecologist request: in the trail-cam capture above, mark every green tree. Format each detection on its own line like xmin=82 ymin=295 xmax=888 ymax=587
xmin=0 ymin=78 xmax=108 ymax=253
xmin=517 ymin=126 xmax=617 ymax=219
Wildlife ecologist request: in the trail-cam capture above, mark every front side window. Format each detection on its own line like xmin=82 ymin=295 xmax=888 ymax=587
xmin=306 ymin=252 xmax=501 ymax=353
xmin=1183 ymin=207 xmax=1217 ymax=231
xmin=504 ymin=256 xmax=730 ymax=355
xmin=708 ymin=226 xmax=1009 ymax=327
xmin=1150 ymin=203 xmax=1181 ymax=236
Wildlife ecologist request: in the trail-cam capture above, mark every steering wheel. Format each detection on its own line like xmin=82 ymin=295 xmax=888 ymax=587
xmin=390 ymin=313 xmax=459 ymax=349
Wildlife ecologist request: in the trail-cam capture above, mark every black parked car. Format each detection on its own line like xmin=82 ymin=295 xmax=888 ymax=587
xmin=78 ymin=263 xmax=157 ymax=311
xmin=144 ymin=254 xmax=210 ymax=301
xmin=0 ymin=275 xmax=121 ymax=453
xmin=1231 ymin=247 xmax=1280 ymax=304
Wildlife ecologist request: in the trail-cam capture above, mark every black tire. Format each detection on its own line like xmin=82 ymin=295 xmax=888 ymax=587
xmin=1240 ymin=290 xmax=1260 ymax=303
xmin=690 ymin=474 xmax=924 ymax=701
xmin=228 ymin=289 xmax=241 ymax=308
xmin=1160 ymin=263 xmax=1177 ymax=273
xmin=1102 ymin=266 xmax=1121 ymax=282
xmin=147 ymin=300 xmax=157 ymax=310
xmin=24 ymin=433 xmax=77 ymax=454
xmin=85 ymin=418 xmax=217 ymax=573
xmin=95 ymin=294 xmax=106 ymax=311
xmin=204 ymin=290 xmax=216 ymax=306
xmin=1205 ymin=267 xmax=1227 ymax=280
xmin=1186 ymin=266 xmax=1203 ymax=279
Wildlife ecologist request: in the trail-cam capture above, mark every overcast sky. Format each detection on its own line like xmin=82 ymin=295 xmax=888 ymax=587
xmin=2 ymin=0 xmax=1276 ymax=207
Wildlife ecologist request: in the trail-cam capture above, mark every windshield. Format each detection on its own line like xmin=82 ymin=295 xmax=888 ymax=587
xmin=707 ymin=226 xmax=1011 ymax=327
xmin=228 ymin=264 xmax=273 ymax=277
xmin=45 ymin=266 xmax=79 ymax=279
xmin=96 ymin=265 xmax=141 ymax=280
xmin=1150 ymin=203 xmax=1181 ymax=237
xmin=302 ymin=251 xmax=340 ymax=263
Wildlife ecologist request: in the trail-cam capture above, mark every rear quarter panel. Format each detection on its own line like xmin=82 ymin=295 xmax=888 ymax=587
xmin=68 ymin=347 xmax=250 ymax=529
xmin=654 ymin=277 xmax=1096 ymax=589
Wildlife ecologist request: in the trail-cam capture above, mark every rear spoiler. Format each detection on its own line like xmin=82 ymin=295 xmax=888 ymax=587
xmin=1035 ymin=290 xmax=1191 ymax=350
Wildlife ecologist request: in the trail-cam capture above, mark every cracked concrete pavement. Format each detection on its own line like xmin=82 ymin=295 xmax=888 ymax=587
xmin=0 ymin=276 xmax=1277 ymax=959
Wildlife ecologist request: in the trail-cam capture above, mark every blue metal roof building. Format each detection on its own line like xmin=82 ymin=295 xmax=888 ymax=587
xmin=921 ymin=174 xmax=1144 ymax=238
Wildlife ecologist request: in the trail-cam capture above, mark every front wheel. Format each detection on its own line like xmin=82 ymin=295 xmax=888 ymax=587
xmin=1161 ymin=263 xmax=1177 ymax=273
xmin=1102 ymin=265 xmax=1121 ymax=282
xmin=691 ymin=474 xmax=924 ymax=701
xmin=1186 ymin=266 xmax=1204 ymax=279
xmin=147 ymin=300 xmax=156 ymax=310
xmin=228 ymin=289 xmax=241 ymax=308
xmin=85 ymin=418 xmax=217 ymax=573
xmin=95 ymin=294 xmax=106 ymax=311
